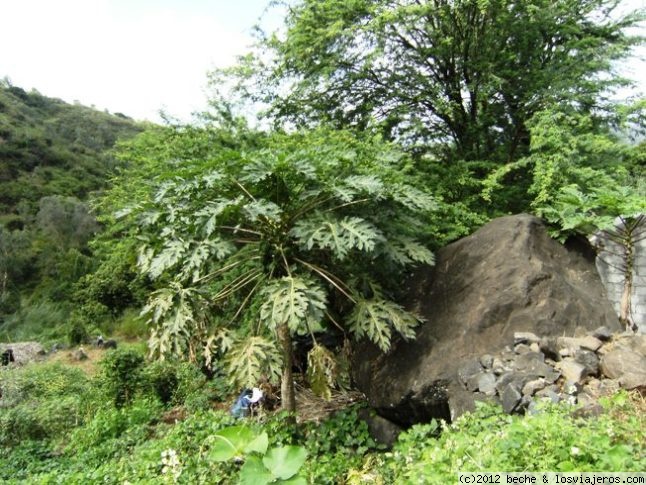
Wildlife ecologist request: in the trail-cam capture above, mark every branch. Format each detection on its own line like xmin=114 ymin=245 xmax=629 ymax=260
xmin=232 ymin=178 xmax=257 ymax=202
xmin=227 ymin=276 xmax=265 ymax=326
xmin=326 ymin=198 xmax=370 ymax=213
xmin=293 ymin=257 xmax=356 ymax=303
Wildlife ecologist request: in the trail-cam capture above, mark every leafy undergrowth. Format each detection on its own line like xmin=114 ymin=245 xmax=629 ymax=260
xmin=1 ymin=352 xmax=644 ymax=484
xmin=348 ymin=393 xmax=645 ymax=484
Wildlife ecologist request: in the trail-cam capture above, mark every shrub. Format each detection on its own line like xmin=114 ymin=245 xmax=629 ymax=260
xmin=0 ymin=299 xmax=69 ymax=341
xmin=355 ymin=392 xmax=646 ymax=483
xmin=98 ymin=347 xmax=145 ymax=407
xmin=301 ymin=405 xmax=380 ymax=483
xmin=112 ymin=308 xmax=148 ymax=339
xmin=0 ymin=363 xmax=91 ymax=445
xmin=144 ymin=360 xmax=180 ymax=405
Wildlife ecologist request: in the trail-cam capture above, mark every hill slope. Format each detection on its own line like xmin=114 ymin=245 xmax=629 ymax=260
xmin=0 ymin=80 xmax=144 ymax=335
xmin=0 ymin=80 xmax=143 ymax=226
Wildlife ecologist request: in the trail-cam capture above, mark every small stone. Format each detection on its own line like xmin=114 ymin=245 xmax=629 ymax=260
xmin=72 ymin=348 xmax=88 ymax=361
xmin=574 ymin=349 xmax=599 ymax=377
xmin=458 ymin=359 xmax=484 ymax=386
xmin=600 ymin=348 xmax=646 ymax=389
xmin=480 ymin=354 xmax=494 ymax=369
xmin=564 ymin=395 xmax=578 ymax=406
xmin=466 ymin=374 xmax=481 ymax=392
xmin=358 ymin=409 xmax=403 ymax=448
xmin=543 ymin=369 xmax=561 ymax=384
xmin=598 ymin=379 xmax=621 ymax=396
xmin=559 ymin=347 xmax=572 ymax=358
xmin=491 ymin=358 xmax=506 ymax=375
xmin=540 ymin=337 xmax=560 ymax=361
xmin=535 ymin=388 xmax=561 ymax=404
xmin=592 ymin=326 xmax=613 ymax=341
xmin=574 ymin=393 xmax=597 ymax=409
xmin=515 ymin=351 xmax=545 ymax=368
xmin=522 ymin=378 xmax=547 ymax=396
xmin=570 ymin=402 xmax=604 ymax=419
xmin=558 ymin=360 xmax=587 ymax=383
xmin=514 ymin=343 xmax=531 ymax=354
xmin=583 ymin=378 xmax=602 ymax=397
xmin=514 ymin=332 xmax=541 ymax=345
xmin=529 ymin=342 xmax=540 ymax=353
xmin=577 ymin=336 xmax=603 ymax=352
xmin=557 ymin=336 xmax=579 ymax=351
xmin=496 ymin=372 xmax=528 ymax=395
xmin=501 ymin=383 xmax=523 ymax=414
xmin=596 ymin=344 xmax=611 ymax=355
xmin=519 ymin=395 xmax=532 ymax=410
xmin=477 ymin=372 xmax=497 ymax=395
xmin=501 ymin=348 xmax=516 ymax=362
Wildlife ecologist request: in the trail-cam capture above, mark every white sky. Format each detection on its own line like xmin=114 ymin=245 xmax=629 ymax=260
xmin=0 ymin=0 xmax=643 ymax=123
xmin=0 ymin=0 xmax=281 ymax=122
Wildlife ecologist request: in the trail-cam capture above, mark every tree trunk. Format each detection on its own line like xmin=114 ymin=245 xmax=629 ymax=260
xmin=276 ymin=321 xmax=296 ymax=414
xmin=619 ymin=234 xmax=636 ymax=332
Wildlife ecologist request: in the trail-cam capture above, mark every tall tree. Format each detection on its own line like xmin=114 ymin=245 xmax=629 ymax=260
xmin=224 ymin=0 xmax=642 ymax=208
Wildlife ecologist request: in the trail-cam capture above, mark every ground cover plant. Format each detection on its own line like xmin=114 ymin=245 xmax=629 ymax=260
xmin=1 ymin=352 xmax=643 ymax=484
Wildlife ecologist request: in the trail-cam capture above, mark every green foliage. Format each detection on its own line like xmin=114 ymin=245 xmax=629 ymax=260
xmin=66 ymin=398 xmax=163 ymax=455
xmin=0 ymin=82 xmax=142 ymax=339
xmin=0 ymin=299 xmax=70 ymax=342
xmin=301 ymin=405 xmax=379 ymax=484
xmin=483 ymin=105 xmax=645 ymax=220
xmin=216 ymin=0 xmax=642 ymax=216
xmin=306 ymin=344 xmax=338 ymax=400
xmin=143 ymin=359 xmax=217 ymax=409
xmin=260 ymin=276 xmax=327 ymax=334
xmin=107 ymin=126 xmax=433 ymax=401
xmin=353 ymin=393 xmax=645 ymax=483
xmin=225 ymin=335 xmax=283 ymax=389
xmin=0 ymin=82 xmax=142 ymax=215
xmin=98 ymin=347 xmax=146 ymax=407
xmin=210 ymin=425 xmax=309 ymax=484
xmin=0 ymin=362 xmax=91 ymax=445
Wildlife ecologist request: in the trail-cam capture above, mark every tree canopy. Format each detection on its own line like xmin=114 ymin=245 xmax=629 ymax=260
xmin=110 ymin=126 xmax=435 ymax=408
xmin=256 ymin=0 xmax=640 ymax=156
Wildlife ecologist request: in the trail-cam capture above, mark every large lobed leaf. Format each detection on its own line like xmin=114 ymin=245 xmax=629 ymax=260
xmin=290 ymin=215 xmax=384 ymax=259
xmin=347 ymin=298 xmax=420 ymax=352
xmin=259 ymin=277 xmax=327 ymax=333
xmin=225 ymin=336 xmax=283 ymax=388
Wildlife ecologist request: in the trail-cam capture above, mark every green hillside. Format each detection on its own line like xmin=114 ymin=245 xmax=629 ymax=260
xmin=0 ymin=79 xmax=143 ymax=337
xmin=0 ymin=80 xmax=142 ymax=224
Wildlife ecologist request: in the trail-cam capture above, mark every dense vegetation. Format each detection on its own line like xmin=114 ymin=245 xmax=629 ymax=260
xmin=0 ymin=350 xmax=643 ymax=483
xmin=0 ymin=79 xmax=143 ymax=340
xmin=0 ymin=0 xmax=644 ymax=482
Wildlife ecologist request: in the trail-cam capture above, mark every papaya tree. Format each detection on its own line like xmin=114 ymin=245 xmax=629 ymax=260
xmin=111 ymin=126 xmax=435 ymax=412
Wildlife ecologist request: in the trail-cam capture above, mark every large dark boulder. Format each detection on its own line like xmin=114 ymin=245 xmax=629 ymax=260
xmin=352 ymin=214 xmax=619 ymax=427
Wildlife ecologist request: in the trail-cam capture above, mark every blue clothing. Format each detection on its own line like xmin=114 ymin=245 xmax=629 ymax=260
xmin=230 ymin=389 xmax=253 ymax=418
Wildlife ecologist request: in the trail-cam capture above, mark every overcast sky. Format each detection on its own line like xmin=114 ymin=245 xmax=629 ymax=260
xmin=0 ymin=0 xmax=643 ymax=123
xmin=0 ymin=0 xmax=280 ymax=122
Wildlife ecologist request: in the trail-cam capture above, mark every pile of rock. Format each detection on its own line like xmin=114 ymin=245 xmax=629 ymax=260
xmin=458 ymin=327 xmax=646 ymax=414
xmin=0 ymin=342 xmax=46 ymax=366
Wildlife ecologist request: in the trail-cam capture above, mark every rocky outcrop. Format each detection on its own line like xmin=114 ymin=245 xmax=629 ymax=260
xmin=352 ymin=214 xmax=621 ymax=427
xmin=456 ymin=329 xmax=645 ymax=415
xmin=599 ymin=334 xmax=646 ymax=390
xmin=0 ymin=342 xmax=46 ymax=366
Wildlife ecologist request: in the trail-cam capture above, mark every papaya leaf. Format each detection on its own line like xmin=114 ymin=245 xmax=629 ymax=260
xmin=259 ymin=277 xmax=327 ymax=333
